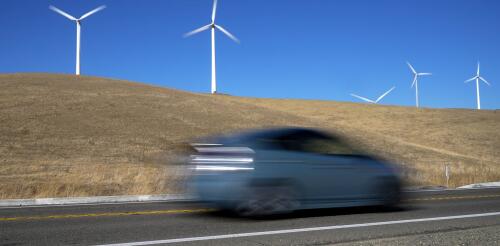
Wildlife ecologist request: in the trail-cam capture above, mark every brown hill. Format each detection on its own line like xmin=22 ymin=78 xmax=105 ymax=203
xmin=1 ymin=73 xmax=499 ymax=198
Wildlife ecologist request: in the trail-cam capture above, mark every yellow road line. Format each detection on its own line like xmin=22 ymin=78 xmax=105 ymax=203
xmin=0 ymin=208 xmax=214 ymax=222
xmin=407 ymin=194 xmax=500 ymax=202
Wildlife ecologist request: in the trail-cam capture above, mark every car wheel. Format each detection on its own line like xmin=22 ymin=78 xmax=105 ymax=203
xmin=235 ymin=186 xmax=299 ymax=217
xmin=377 ymin=177 xmax=401 ymax=208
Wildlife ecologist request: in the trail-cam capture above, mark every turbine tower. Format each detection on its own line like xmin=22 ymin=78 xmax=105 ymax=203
xmin=407 ymin=62 xmax=431 ymax=108
xmin=465 ymin=62 xmax=491 ymax=110
xmin=49 ymin=5 xmax=106 ymax=75
xmin=184 ymin=0 xmax=239 ymax=94
xmin=350 ymin=86 xmax=396 ymax=104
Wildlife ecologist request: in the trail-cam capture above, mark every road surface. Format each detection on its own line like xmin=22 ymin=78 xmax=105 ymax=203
xmin=1 ymin=188 xmax=500 ymax=245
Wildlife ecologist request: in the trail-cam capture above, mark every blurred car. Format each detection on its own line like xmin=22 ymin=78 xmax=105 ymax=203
xmin=186 ymin=127 xmax=401 ymax=216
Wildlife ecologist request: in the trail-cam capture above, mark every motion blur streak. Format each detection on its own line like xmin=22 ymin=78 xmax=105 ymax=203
xmin=193 ymin=147 xmax=255 ymax=154
xmin=193 ymin=165 xmax=254 ymax=171
xmin=191 ymin=157 xmax=254 ymax=163
xmin=186 ymin=127 xmax=402 ymax=216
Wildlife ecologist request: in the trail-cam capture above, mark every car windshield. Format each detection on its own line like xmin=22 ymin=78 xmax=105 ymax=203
xmin=253 ymin=129 xmax=362 ymax=155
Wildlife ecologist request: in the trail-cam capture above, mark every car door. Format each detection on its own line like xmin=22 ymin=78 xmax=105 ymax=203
xmin=253 ymin=130 xmax=334 ymax=204
xmin=299 ymin=133 xmax=369 ymax=203
xmin=307 ymin=153 xmax=358 ymax=202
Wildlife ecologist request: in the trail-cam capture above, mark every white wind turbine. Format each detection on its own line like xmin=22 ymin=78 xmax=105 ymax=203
xmin=407 ymin=62 xmax=431 ymax=108
xmin=350 ymin=86 xmax=396 ymax=104
xmin=49 ymin=5 xmax=106 ymax=75
xmin=465 ymin=62 xmax=491 ymax=110
xmin=184 ymin=0 xmax=239 ymax=94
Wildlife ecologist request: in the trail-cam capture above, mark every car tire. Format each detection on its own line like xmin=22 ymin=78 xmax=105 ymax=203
xmin=377 ymin=177 xmax=401 ymax=208
xmin=234 ymin=185 xmax=299 ymax=217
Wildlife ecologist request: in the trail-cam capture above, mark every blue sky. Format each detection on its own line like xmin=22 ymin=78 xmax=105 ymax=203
xmin=1 ymin=0 xmax=499 ymax=109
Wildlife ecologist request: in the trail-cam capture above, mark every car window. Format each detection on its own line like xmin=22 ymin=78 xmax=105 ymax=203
xmin=281 ymin=130 xmax=359 ymax=155
xmin=253 ymin=137 xmax=285 ymax=150
xmin=301 ymin=137 xmax=358 ymax=155
xmin=254 ymin=135 xmax=303 ymax=151
xmin=252 ymin=129 xmax=359 ymax=155
xmin=274 ymin=131 xmax=312 ymax=151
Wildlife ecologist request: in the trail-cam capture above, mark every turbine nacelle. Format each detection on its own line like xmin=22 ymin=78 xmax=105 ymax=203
xmin=466 ymin=62 xmax=490 ymax=86
xmin=407 ymin=62 xmax=431 ymax=88
xmin=184 ymin=22 xmax=239 ymax=42
xmin=49 ymin=5 xmax=106 ymax=23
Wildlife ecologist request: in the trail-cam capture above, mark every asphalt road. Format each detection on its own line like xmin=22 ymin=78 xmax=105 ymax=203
xmin=1 ymin=188 xmax=500 ymax=246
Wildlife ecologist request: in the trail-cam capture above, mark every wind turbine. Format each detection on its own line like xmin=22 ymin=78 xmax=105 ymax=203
xmin=184 ymin=0 xmax=239 ymax=94
xmin=49 ymin=5 xmax=106 ymax=75
xmin=350 ymin=86 xmax=396 ymax=104
xmin=407 ymin=62 xmax=431 ymax=108
xmin=465 ymin=62 xmax=491 ymax=110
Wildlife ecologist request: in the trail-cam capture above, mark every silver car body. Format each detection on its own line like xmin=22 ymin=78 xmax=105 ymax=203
xmin=187 ymin=127 xmax=401 ymax=215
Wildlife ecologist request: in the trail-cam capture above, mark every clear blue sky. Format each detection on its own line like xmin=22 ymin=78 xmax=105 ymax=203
xmin=1 ymin=0 xmax=499 ymax=109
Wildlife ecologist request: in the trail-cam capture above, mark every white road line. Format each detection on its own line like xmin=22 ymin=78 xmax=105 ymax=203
xmin=95 ymin=211 xmax=500 ymax=246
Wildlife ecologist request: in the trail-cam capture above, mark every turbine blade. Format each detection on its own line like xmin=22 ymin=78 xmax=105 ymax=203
xmin=211 ymin=0 xmax=218 ymax=23
xmin=407 ymin=61 xmax=416 ymax=74
xmin=350 ymin=94 xmax=375 ymax=103
xmin=418 ymin=73 xmax=432 ymax=76
xmin=480 ymin=77 xmax=491 ymax=86
xmin=215 ymin=24 xmax=240 ymax=43
xmin=183 ymin=24 xmax=212 ymax=38
xmin=79 ymin=5 xmax=106 ymax=20
xmin=411 ymin=76 xmax=417 ymax=88
xmin=465 ymin=76 xmax=476 ymax=83
xmin=49 ymin=5 xmax=77 ymax=21
xmin=375 ymin=86 xmax=396 ymax=103
xmin=477 ymin=62 xmax=480 ymax=76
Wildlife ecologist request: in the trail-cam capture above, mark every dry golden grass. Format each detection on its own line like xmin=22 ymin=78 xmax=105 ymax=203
xmin=0 ymin=162 xmax=180 ymax=199
xmin=0 ymin=73 xmax=314 ymax=199
xmin=0 ymin=73 xmax=499 ymax=198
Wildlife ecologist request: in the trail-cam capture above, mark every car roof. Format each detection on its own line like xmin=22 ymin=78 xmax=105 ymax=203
xmin=200 ymin=127 xmax=333 ymax=145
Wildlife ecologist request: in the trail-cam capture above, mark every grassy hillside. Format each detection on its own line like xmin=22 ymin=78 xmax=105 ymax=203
xmin=1 ymin=73 xmax=499 ymax=198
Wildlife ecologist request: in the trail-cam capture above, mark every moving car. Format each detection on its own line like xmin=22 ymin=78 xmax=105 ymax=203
xmin=187 ymin=127 xmax=401 ymax=216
